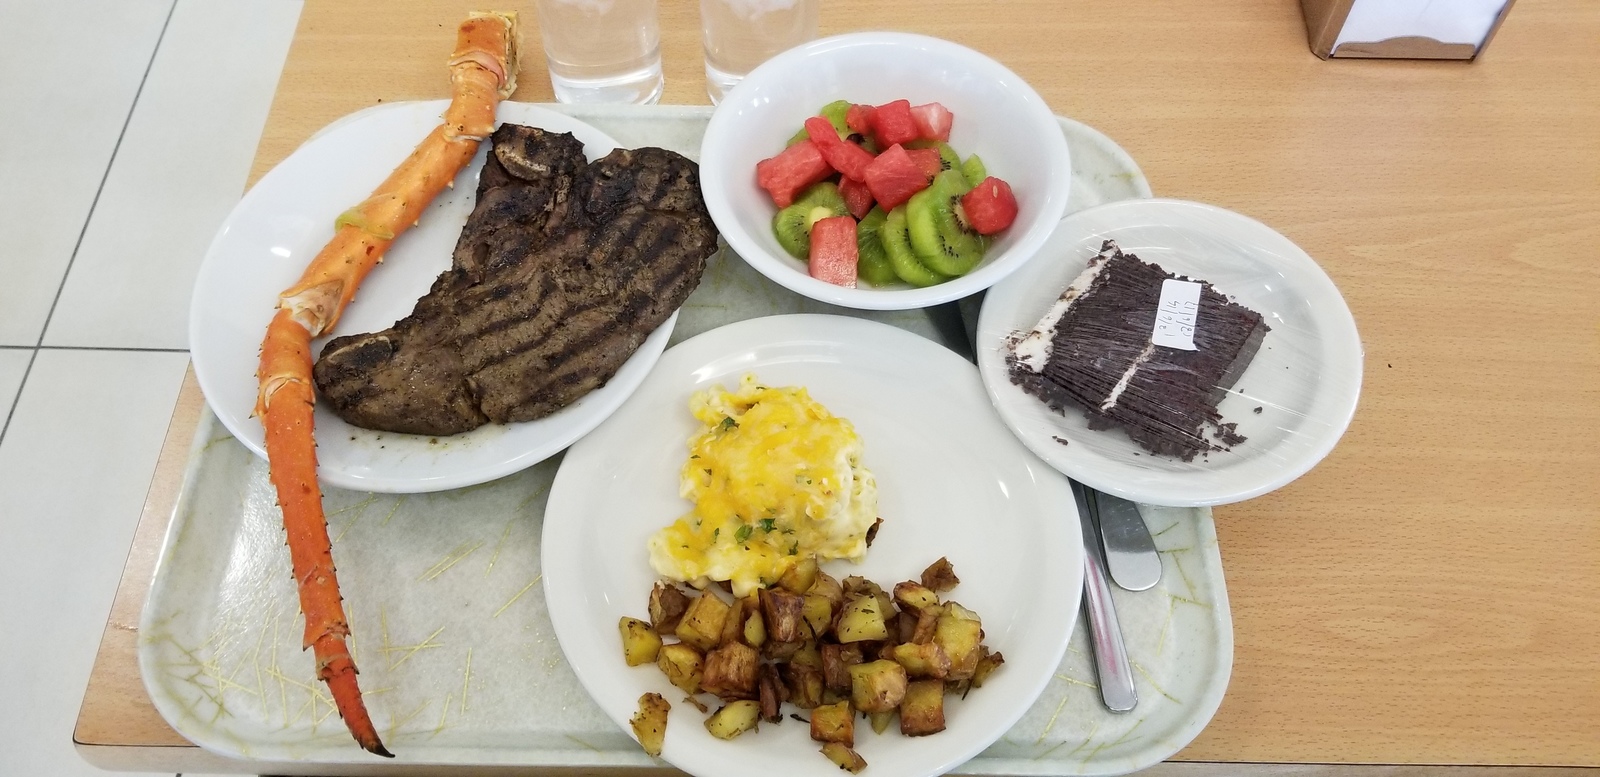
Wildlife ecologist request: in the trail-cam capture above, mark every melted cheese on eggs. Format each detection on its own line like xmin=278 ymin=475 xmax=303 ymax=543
xmin=647 ymin=375 xmax=878 ymax=597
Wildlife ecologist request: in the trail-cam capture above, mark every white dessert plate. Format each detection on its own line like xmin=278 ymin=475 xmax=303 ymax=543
xmin=543 ymin=314 xmax=1083 ymax=777
xmin=976 ymin=198 xmax=1363 ymax=506
xmin=189 ymin=100 xmax=678 ymax=494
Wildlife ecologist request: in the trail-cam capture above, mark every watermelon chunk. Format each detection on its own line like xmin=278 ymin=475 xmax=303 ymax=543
xmin=756 ymin=140 xmax=833 ymax=207
xmin=909 ymin=102 xmax=954 ymax=142
xmin=959 ymin=176 xmax=1019 ymax=235
xmin=863 ymin=144 xmax=932 ymax=211
xmin=869 ymin=100 xmax=920 ymax=147
xmin=808 ymin=215 xmax=859 ymax=287
xmin=839 ymin=176 xmax=875 ymax=220
xmin=805 ymin=116 xmax=876 ymax=182
xmin=846 ymin=103 xmax=876 ymax=136
xmin=904 ymin=147 xmax=943 ymax=179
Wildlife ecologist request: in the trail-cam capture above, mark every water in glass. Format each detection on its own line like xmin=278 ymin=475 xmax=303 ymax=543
xmin=535 ymin=0 xmax=664 ymax=104
xmin=700 ymin=0 xmax=819 ymax=103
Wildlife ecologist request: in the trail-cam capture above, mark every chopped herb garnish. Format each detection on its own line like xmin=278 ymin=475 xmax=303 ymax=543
xmin=712 ymin=527 xmax=720 ymax=542
xmin=734 ymin=524 xmax=753 ymax=543
xmin=718 ymin=416 xmax=738 ymax=432
xmin=758 ymin=517 xmax=776 ymax=533
xmin=788 ymin=542 xmax=799 ymax=556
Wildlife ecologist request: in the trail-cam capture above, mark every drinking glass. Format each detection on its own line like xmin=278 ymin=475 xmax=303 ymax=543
xmin=534 ymin=0 xmax=664 ymax=104
xmin=700 ymin=0 xmax=819 ymax=104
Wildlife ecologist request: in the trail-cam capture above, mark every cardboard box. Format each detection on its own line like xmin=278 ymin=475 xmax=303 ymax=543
xmin=1301 ymin=0 xmax=1516 ymax=60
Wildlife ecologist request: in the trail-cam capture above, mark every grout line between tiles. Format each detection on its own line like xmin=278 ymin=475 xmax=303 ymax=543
xmin=32 ymin=0 xmax=177 ymax=352
xmin=35 ymin=345 xmax=189 ymax=354
xmin=0 ymin=349 xmax=39 ymax=449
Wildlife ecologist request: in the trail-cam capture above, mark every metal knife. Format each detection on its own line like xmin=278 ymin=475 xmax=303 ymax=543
xmin=1088 ymin=489 xmax=1162 ymax=592
xmin=1072 ymin=480 xmax=1137 ymax=713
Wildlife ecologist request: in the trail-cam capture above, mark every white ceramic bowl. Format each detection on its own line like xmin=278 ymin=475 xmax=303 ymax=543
xmin=699 ymin=32 xmax=1072 ymax=310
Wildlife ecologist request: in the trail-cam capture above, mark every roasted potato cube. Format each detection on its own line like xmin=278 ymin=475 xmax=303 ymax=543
xmin=719 ymin=596 xmax=749 ymax=646
xmin=702 ymin=641 xmax=760 ymax=699
xmin=675 ymin=592 xmax=731 ymax=651
xmin=893 ymin=581 xmax=940 ymax=613
xmin=848 ymin=659 xmax=908 ymax=713
xmin=809 ymin=700 xmax=855 ymax=747
xmin=821 ymin=687 xmax=849 ymax=706
xmin=801 ymin=593 xmax=835 ymax=635
xmin=761 ymin=588 xmax=807 ymax=643
xmin=758 ymin=664 xmax=785 ymax=722
xmin=656 ymin=642 xmax=704 ymax=694
xmin=894 ymin=609 xmax=918 ymax=644
xmin=890 ymin=641 xmax=952 ymax=679
xmin=619 ymin=617 xmax=663 ymax=667
xmin=790 ymin=638 xmax=822 ymax=670
xmin=778 ymin=556 xmax=819 ymax=594
xmin=900 ymin=680 xmax=946 ymax=736
xmin=784 ymin=663 xmax=824 ymax=709
xmin=630 ymin=692 xmax=670 ymax=757
xmin=868 ymin=710 xmax=895 ymax=735
xmin=944 ymin=601 xmax=982 ymax=623
xmin=821 ymin=643 xmax=864 ymax=691
xmin=934 ymin=611 xmax=983 ymax=680
xmin=911 ymin=606 xmax=941 ymax=644
xmin=842 ymin=575 xmax=883 ymax=599
xmin=972 ymin=648 xmax=1005 ymax=688
xmin=821 ymin=742 xmax=868 ymax=773
xmin=834 ymin=595 xmax=890 ymax=643
xmin=920 ymin=557 xmax=960 ymax=592
xmin=808 ymin=572 xmax=845 ymax=607
xmin=743 ymin=608 xmax=767 ymax=647
xmin=704 ymin=699 xmax=761 ymax=740
xmin=649 ymin=582 xmax=691 ymax=634
xmin=764 ymin=639 xmax=805 ymax=661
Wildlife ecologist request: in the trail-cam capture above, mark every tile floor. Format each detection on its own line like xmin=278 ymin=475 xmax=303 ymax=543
xmin=0 ymin=1 xmax=302 ymax=775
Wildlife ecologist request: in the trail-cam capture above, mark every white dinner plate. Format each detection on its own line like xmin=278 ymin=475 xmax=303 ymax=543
xmin=542 ymin=314 xmax=1083 ymax=777
xmin=189 ymin=100 xmax=679 ymax=494
xmin=977 ymin=198 xmax=1364 ymax=506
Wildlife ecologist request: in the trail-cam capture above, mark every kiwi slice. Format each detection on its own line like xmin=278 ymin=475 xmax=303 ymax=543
xmin=881 ymin=205 xmax=951 ymax=288
xmin=961 ymin=154 xmax=987 ymax=187
xmin=906 ymin=170 xmax=989 ymax=277
xmin=773 ymin=182 xmax=849 ymax=259
xmin=855 ymin=208 xmax=898 ymax=286
xmin=819 ymin=100 xmax=852 ymax=136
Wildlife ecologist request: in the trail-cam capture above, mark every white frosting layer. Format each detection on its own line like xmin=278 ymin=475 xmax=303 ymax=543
xmin=1009 ymin=244 xmax=1118 ymax=371
xmin=1100 ymin=342 xmax=1156 ymax=412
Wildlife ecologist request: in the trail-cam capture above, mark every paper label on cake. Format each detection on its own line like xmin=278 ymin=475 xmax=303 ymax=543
xmin=1152 ymin=279 xmax=1201 ymax=351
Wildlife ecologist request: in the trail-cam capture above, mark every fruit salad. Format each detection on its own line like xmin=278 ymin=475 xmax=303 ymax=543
xmin=756 ymin=99 xmax=1020 ymax=289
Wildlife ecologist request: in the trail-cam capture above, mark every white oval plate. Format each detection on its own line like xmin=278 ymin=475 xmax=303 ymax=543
xmin=543 ymin=314 xmax=1083 ymax=777
xmin=189 ymin=100 xmax=682 ymax=494
xmin=977 ymin=199 xmax=1364 ymax=506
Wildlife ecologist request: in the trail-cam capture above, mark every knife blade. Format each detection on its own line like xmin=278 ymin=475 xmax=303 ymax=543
xmin=1089 ymin=489 xmax=1162 ymax=591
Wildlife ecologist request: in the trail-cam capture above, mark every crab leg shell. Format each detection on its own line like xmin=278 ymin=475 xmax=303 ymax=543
xmin=252 ymin=10 xmax=518 ymax=757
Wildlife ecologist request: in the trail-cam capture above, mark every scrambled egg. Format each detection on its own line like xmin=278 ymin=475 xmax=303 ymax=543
xmin=647 ymin=375 xmax=878 ymax=597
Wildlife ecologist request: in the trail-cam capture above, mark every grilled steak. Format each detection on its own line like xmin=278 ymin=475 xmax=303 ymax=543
xmin=312 ymin=124 xmax=718 ymax=436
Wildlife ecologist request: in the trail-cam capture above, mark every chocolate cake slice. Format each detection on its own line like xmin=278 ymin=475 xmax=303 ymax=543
xmin=1007 ymin=240 xmax=1269 ymax=461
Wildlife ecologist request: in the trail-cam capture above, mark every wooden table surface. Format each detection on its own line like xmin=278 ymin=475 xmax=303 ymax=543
xmin=75 ymin=0 xmax=1600 ymax=773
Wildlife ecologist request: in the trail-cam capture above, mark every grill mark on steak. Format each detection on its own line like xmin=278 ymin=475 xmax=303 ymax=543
xmin=312 ymin=125 xmax=718 ymax=436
